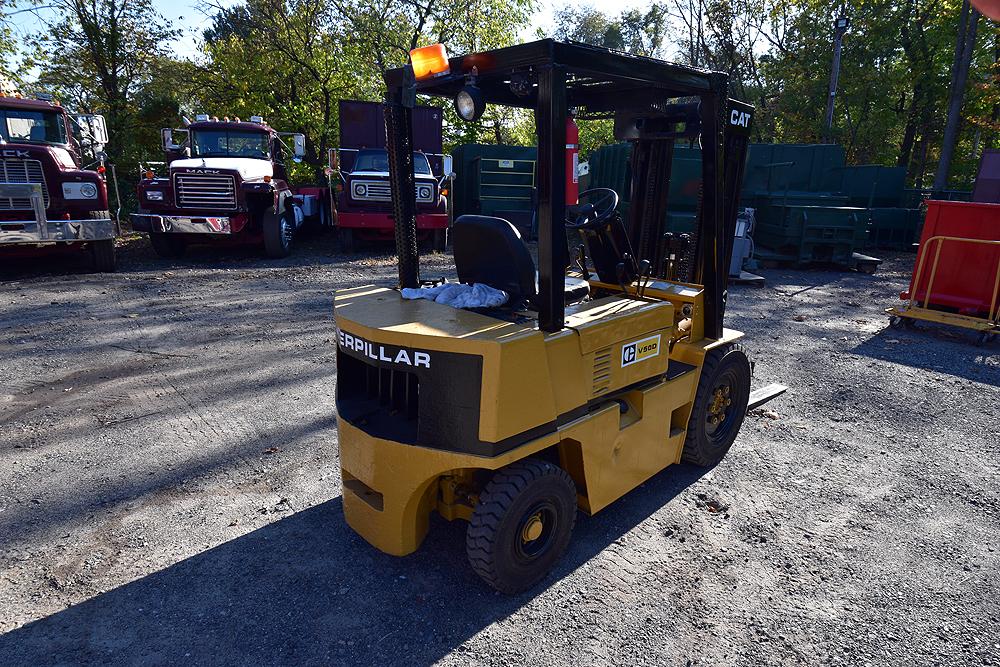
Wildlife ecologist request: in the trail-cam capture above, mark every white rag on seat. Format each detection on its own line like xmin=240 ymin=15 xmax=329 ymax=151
xmin=400 ymin=282 xmax=509 ymax=309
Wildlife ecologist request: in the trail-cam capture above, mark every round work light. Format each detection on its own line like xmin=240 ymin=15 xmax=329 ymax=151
xmin=455 ymin=86 xmax=486 ymax=122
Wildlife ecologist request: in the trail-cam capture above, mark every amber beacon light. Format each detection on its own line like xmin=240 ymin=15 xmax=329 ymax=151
xmin=410 ymin=44 xmax=450 ymax=80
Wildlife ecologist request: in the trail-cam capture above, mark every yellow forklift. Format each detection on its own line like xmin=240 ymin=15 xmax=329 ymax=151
xmin=333 ymin=40 xmax=785 ymax=593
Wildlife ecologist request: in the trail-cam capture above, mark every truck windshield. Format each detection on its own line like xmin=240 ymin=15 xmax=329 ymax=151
xmin=353 ymin=149 xmax=432 ymax=175
xmin=0 ymin=109 xmax=67 ymax=145
xmin=191 ymin=130 xmax=270 ymax=159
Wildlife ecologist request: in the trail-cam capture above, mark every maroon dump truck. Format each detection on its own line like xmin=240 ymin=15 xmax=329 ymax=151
xmin=332 ymin=100 xmax=450 ymax=252
xmin=0 ymin=94 xmax=116 ymax=271
xmin=132 ymin=115 xmax=331 ymax=259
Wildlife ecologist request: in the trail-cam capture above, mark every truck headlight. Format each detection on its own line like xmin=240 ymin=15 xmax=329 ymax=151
xmin=145 ymin=191 xmax=165 ymax=201
xmin=352 ymin=183 xmax=367 ymax=198
xmin=417 ymin=185 xmax=431 ymax=201
xmin=61 ymin=182 xmax=99 ymax=199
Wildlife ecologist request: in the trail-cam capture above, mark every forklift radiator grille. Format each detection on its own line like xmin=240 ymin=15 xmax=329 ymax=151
xmin=362 ymin=363 xmax=420 ymax=419
xmin=336 ymin=349 xmax=421 ymax=445
xmin=592 ymin=348 xmax=612 ymax=396
xmin=174 ymin=173 xmax=237 ymax=209
xmin=0 ymin=159 xmax=48 ymax=210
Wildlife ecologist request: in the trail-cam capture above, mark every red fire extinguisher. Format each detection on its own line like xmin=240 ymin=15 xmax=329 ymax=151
xmin=566 ymin=115 xmax=579 ymax=205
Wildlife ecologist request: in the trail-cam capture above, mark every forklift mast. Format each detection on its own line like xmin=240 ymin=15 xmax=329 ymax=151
xmin=383 ymin=40 xmax=754 ymax=340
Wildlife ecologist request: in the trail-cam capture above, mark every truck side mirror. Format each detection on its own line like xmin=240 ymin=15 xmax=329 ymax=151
xmin=442 ymin=154 xmax=453 ymax=177
xmin=162 ymin=128 xmax=182 ymax=151
xmin=90 ymin=115 xmax=109 ymax=145
xmin=328 ymin=148 xmax=339 ymax=171
xmin=293 ymin=133 xmax=306 ymax=163
xmin=73 ymin=114 xmax=109 ymax=147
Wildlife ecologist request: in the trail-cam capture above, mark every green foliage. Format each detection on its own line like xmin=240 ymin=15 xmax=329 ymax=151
xmin=2 ymin=0 xmax=998 ymax=199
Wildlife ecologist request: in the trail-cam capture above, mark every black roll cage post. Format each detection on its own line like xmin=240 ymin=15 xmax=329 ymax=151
xmin=383 ymin=39 xmax=752 ymax=339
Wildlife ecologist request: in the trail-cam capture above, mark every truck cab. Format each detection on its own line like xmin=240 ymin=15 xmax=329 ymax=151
xmin=133 ymin=115 xmax=329 ymax=259
xmin=332 ymin=101 xmax=450 ymax=252
xmin=0 ymin=94 xmax=115 ymax=271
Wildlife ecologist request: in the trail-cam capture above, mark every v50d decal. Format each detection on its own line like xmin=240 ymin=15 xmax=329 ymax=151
xmin=621 ymin=335 xmax=661 ymax=367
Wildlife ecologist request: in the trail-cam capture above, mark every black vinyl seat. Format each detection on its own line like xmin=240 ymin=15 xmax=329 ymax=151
xmin=452 ymin=215 xmax=589 ymax=305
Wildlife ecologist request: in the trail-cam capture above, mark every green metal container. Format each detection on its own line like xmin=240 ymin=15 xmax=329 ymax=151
xmin=819 ymin=165 xmax=905 ymax=208
xmin=587 ymin=142 xmax=702 ymax=233
xmin=752 ymin=204 xmax=871 ymax=266
xmin=742 ymin=144 xmax=846 ymax=196
xmin=452 ymin=144 xmax=537 ymax=236
xmin=866 ymin=207 xmax=924 ymax=250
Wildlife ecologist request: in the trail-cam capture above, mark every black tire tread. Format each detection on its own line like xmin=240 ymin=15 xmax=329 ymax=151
xmin=87 ymin=210 xmax=116 ymax=272
xmin=149 ymin=232 xmax=185 ymax=259
xmin=681 ymin=342 xmax=751 ymax=467
xmin=466 ymin=458 xmax=576 ymax=594
xmin=263 ymin=207 xmax=292 ymax=258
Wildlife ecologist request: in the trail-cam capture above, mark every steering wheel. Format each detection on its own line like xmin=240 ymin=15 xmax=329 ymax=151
xmin=564 ymin=188 xmax=619 ymax=230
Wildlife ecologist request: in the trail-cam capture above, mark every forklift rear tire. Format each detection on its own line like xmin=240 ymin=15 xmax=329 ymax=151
xmin=263 ymin=208 xmax=293 ymax=258
xmin=681 ymin=343 xmax=752 ymax=468
xmin=89 ymin=239 xmax=116 ymax=272
xmin=149 ymin=233 xmax=186 ymax=259
xmin=466 ymin=458 xmax=577 ymax=594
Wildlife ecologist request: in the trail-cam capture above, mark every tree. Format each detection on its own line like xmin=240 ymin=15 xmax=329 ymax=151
xmin=933 ymin=0 xmax=980 ymax=191
xmin=0 ymin=1 xmax=20 ymax=84
xmin=23 ymin=0 xmax=185 ymax=166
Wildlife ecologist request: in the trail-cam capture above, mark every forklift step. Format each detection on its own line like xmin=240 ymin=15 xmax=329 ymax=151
xmin=747 ymin=383 xmax=788 ymax=412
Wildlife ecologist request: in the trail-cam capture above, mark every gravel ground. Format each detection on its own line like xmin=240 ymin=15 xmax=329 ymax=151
xmin=1 ymin=236 xmax=998 ymax=667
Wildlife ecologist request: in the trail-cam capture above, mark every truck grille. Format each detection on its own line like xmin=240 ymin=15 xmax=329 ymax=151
xmin=174 ymin=172 xmax=237 ymax=209
xmin=0 ymin=159 xmax=48 ymax=210
xmin=350 ymin=179 xmax=434 ymax=203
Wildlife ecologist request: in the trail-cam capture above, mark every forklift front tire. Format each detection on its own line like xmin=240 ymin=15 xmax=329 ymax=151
xmin=466 ymin=458 xmax=577 ymax=595
xmin=681 ymin=343 xmax=752 ymax=468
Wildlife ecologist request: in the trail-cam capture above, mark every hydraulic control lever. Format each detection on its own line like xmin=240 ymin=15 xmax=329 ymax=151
xmin=575 ymin=244 xmax=590 ymax=280
xmin=615 ymin=253 xmax=632 ymax=295
xmin=637 ymin=259 xmax=651 ymax=297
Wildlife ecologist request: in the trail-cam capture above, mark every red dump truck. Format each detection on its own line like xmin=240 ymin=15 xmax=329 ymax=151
xmin=0 ymin=93 xmax=116 ymax=271
xmin=332 ymin=100 xmax=450 ymax=251
xmin=132 ymin=115 xmax=331 ymax=258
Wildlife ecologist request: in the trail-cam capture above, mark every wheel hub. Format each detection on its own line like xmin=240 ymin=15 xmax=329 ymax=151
xmin=707 ymin=385 xmax=732 ymax=427
xmin=521 ymin=513 xmax=544 ymax=543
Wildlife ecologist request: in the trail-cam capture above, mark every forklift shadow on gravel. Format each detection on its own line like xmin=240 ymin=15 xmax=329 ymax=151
xmin=0 ymin=464 xmax=709 ymax=665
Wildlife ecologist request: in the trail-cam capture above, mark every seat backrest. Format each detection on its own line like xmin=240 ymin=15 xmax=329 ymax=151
xmin=453 ymin=215 xmax=536 ymax=299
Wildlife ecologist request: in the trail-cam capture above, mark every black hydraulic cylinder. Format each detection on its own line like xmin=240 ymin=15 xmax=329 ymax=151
xmin=696 ymin=75 xmax=728 ymax=340
xmin=536 ymin=65 xmax=567 ymax=333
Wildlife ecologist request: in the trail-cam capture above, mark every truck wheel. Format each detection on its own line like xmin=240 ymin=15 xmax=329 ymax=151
xmin=263 ymin=208 xmax=293 ymax=258
xmin=466 ymin=458 xmax=577 ymax=595
xmin=681 ymin=343 xmax=752 ymax=468
xmin=432 ymin=228 xmax=448 ymax=252
xmin=85 ymin=210 xmax=116 ymax=272
xmin=150 ymin=233 xmax=186 ymax=259
xmin=339 ymin=227 xmax=355 ymax=253
xmin=89 ymin=239 xmax=116 ymax=272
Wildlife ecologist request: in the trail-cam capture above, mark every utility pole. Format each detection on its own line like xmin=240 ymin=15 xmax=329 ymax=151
xmin=824 ymin=14 xmax=850 ymax=140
